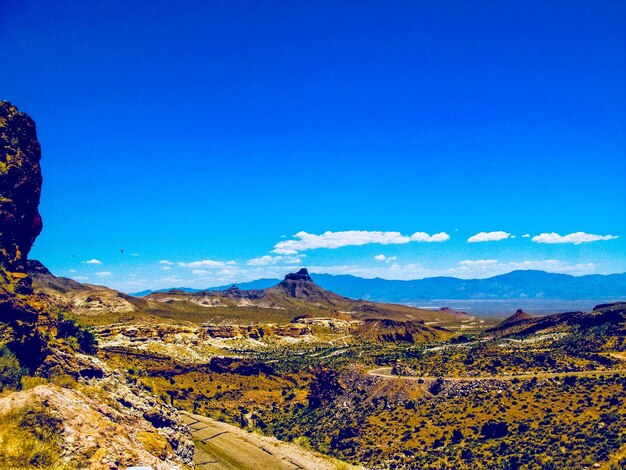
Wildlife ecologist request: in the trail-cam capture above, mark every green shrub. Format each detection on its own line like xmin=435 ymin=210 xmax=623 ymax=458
xmin=0 ymin=346 xmax=26 ymax=391
xmin=293 ymin=435 xmax=312 ymax=449
xmin=56 ymin=314 xmax=97 ymax=354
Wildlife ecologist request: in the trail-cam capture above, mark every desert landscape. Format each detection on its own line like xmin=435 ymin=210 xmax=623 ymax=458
xmin=1 ymin=2 xmax=625 ymax=469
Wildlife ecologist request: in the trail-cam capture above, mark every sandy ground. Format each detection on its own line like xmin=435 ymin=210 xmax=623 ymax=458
xmin=181 ymin=411 xmax=363 ymax=470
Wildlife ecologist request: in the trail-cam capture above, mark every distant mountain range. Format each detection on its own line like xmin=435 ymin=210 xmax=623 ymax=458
xmin=143 ymin=268 xmax=468 ymax=324
xmin=132 ymin=269 xmax=626 ymax=303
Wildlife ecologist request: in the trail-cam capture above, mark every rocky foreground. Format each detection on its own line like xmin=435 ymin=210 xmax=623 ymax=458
xmin=0 ymin=101 xmax=194 ymax=469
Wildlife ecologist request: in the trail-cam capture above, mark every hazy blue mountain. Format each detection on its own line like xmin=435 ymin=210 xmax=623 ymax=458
xmin=310 ymin=270 xmax=626 ymax=302
xmin=130 ymin=287 xmax=201 ymax=297
xmin=131 ymin=270 xmax=626 ymax=307
xmin=131 ymin=278 xmax=280 ymax=297
xmin=204 ymin=278 xmax=282 ymax=291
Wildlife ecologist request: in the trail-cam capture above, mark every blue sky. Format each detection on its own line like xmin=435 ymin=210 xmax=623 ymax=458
xmin=1 ymin=0 xmax=624 ymax=291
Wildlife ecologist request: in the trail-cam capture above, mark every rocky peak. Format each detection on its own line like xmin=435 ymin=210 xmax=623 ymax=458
xmin=283 ymin=268 xmax=312 ymax=282
xmin=278 ymin=268 xmax=322 ymax=298
xmin=26 ymin=259 xmax=52 ymax=276
xmin=0 ymin=101 xmax=43 ymax=294
xmin=501 ymin=309 xmax=533 ymax=326
xmin=224 ymin=285 xmax=242 ymax=295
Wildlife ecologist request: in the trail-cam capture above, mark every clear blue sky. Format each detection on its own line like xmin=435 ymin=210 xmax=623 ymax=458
xmin=1 ymin=0 xmax=624 ymax=291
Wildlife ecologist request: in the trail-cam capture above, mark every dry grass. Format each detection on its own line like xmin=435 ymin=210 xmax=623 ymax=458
xmin=0 ymin=404 xmax=72 ymax=469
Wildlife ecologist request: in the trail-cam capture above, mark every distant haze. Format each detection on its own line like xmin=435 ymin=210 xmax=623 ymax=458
xmin=131 ymin=269 xmax=626 ymax=317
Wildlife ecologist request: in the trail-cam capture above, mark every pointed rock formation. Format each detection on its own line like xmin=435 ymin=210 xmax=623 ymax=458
xmin=501 ymin=309 xmax=534 ymax=326
xmin=274 ymin=268 xmax=334 ymax=301
xmin=0 ymin=101 xmax=43 ymax=295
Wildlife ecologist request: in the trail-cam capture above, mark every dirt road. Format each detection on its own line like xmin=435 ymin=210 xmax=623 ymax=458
xmin=368 ymin=366 xmax=625 ymax=382
xmin=181 ymin=411 xmax=359 ymax=470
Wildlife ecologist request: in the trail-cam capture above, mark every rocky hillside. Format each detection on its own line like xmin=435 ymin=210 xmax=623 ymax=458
xmin=0 ymin=101 xmax=193 ymax=468
xmin=352 ymin=319 xmax=450 ymax=344
xmin=486 ymin=302 xmax=626 ymax=338
xmin=28 ymin=260 xmax=137 ymax=316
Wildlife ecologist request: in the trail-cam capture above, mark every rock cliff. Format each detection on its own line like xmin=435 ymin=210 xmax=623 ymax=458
xmin=0 ymin=102 xmax=194 ymax=468
xmin=0 ymin=101 xmax=42 ymax=295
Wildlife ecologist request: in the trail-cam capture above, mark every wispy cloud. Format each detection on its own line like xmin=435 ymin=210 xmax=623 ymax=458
xmin=247 ymin=255 xmax=302 ymax=266
xmin=458 ymin=259 xmax=498 ymax=267
xmin=95 ymin=271 xmax=111 ymax=277
xmin=159 ymin=260 xmax=174 ymax=265
xmin=308 ymin=258 xmax=598 ymax=280
xmin=451 ymin=259 xmax=597 ymax=277
xmin=467 ymin=231 xmax=511 ymax=243
xmin=178 ymin=259 xmax=226 ymax=268
xmin=273 ymin=230 xmax=449 ymax=254
xmin=531 ymin=232 xmax=619 ymax=245
xmin=83 ymin=259 xmax=102 ymax=264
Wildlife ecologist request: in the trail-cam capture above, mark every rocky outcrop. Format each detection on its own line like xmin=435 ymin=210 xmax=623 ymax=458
xmin=501 ymin=309 xmax=534 ymax=326
xmin=0 ymin=379 xmax=193 ymax=469
xmin=0 ymin=103 xmax=195 ymax=467
xmin=204 ymin=323 xmax=312 ymax=339
xmin=486 ymin=303 xmax=626 ymax=338
xmin=439 ymin=306 xmax=471 ymax=317
xmin=0 ymin=102 xmax=46 ymax=361
xmin=274 ymin=268 xmax=337 ymax=302
xmin=353 ymin=319 xmax=445 ymax=343
xmin=208 ymin=356 xmax=275 ymax=376
xmin=0 ymin=101 xmax=42 ymax=295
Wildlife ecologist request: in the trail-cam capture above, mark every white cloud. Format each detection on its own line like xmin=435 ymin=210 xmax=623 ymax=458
xmin=467 ymin=231 xmax=511 ymax=243
xmin=522 ymin=234 xmax=530 ymax=238
xmin=273 ymin=230 xmax=449 ymax=254
xmin=192 ymin=269 xmax=209 ymax=275
xmin=73 ymin=275 xmax=88 ymax=282
xmin=309 ymin=263 xmax=429 ymax=280
xmin=159 ymin=260 xmax=174 ymax=265
xmin=458 ymin=259 xmax=498 ymax=267
xmin=226 ymin=261 xmax=237 ymax=265
xmin=274 ymin=230 xmax=412 ymax=254
xmin=157 ymin=276 xmax=183 ymax=285
xmin=247 ymin=255 xmax=302 ymax=266
xmin=374 ymin=254 xmax=397 ymax=262
xmin=531 ymin=232 xmax=619 ymax=245
xmin=411 ymin=232 xmax=450 ymax=242
xmin=161 ymin=266 xmax=172 ymax=271
xmin=83 ymin=259 xmax=102 ymax=264
xmin=178 ymin=259 xmax=225 ymax=268
xmin=95 ymin=271 xmax=111 ymax=277
xmin=68 ymin=269 xmax=77 ymax=273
